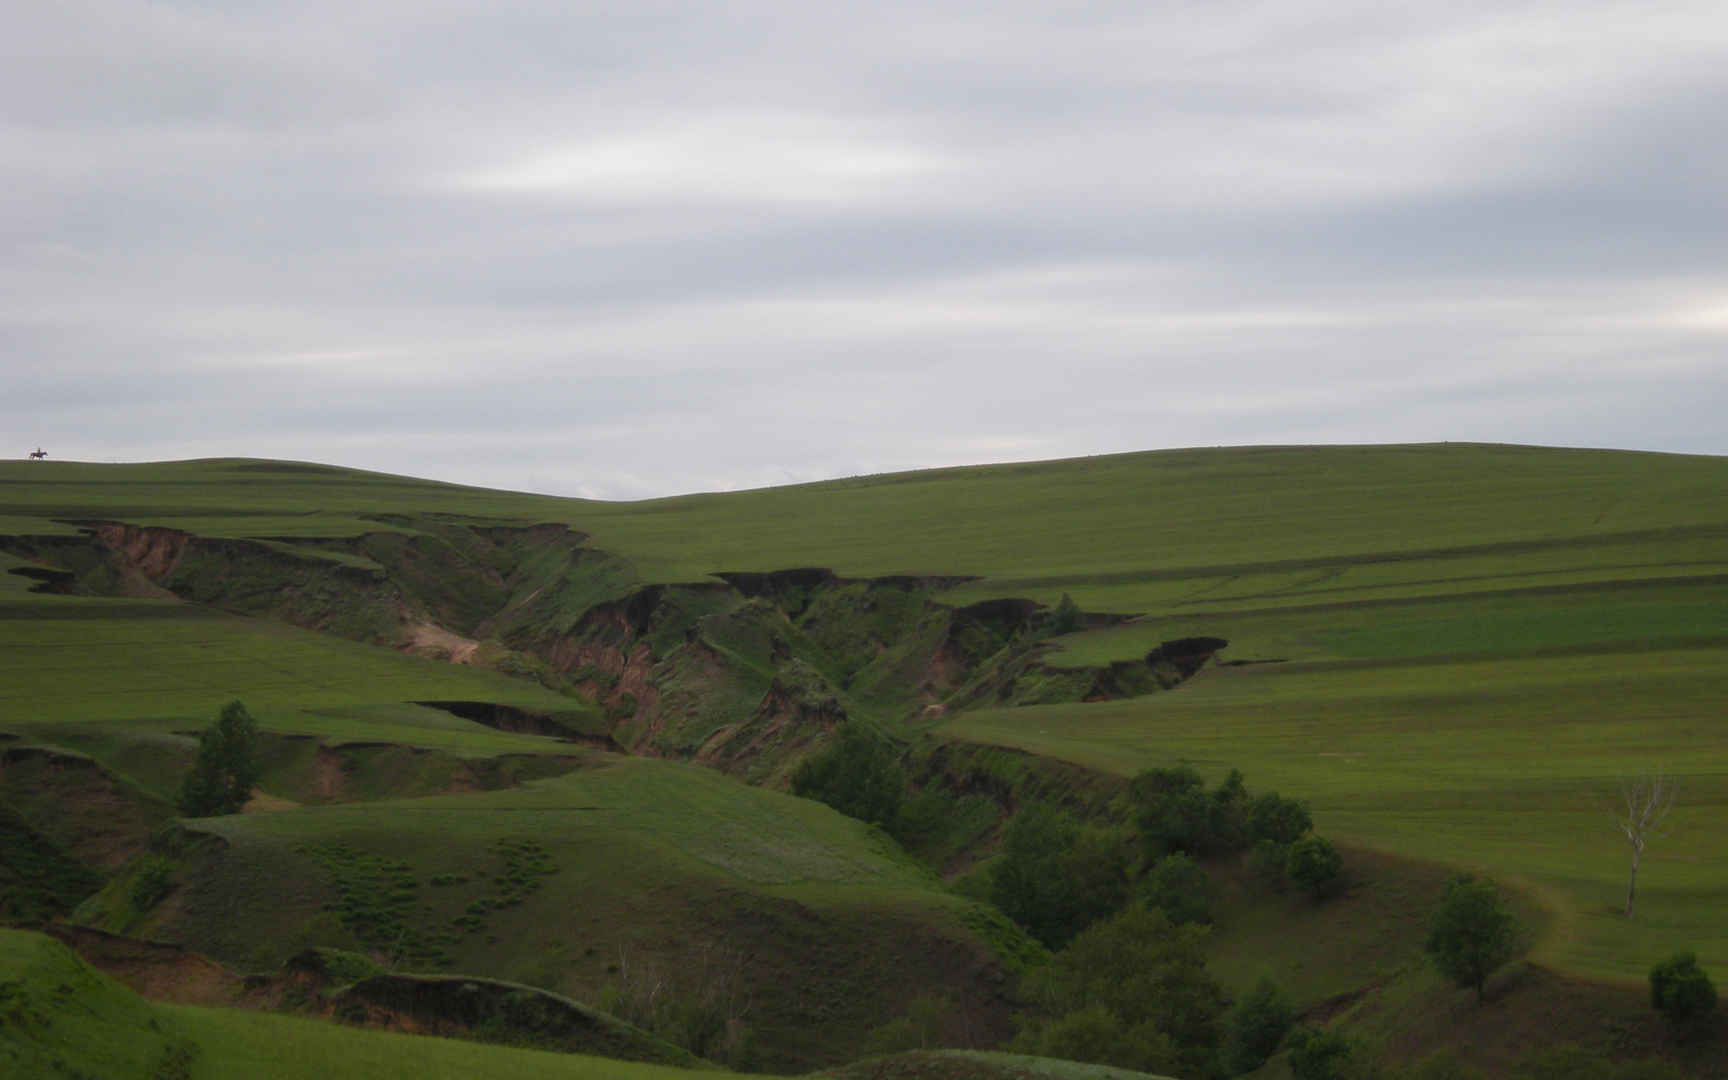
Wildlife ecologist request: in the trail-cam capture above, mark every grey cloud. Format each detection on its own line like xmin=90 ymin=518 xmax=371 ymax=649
xmin=4 ymin=1 xmax=1725 ymax=497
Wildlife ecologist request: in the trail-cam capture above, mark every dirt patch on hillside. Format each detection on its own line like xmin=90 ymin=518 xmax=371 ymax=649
xmin=43 ymin=924 xmax=255 ymax=1008
xmin=241 ymin=789 xmax=301 ymax=813
xmin=0 ymin=746 xmax=172 ymax=869
xmin=406 ymin=620 xmax=481 ymax=663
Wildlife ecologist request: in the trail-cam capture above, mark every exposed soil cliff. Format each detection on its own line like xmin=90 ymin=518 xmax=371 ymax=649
xmin=1 ymin=516 xmax=1220 ymax=785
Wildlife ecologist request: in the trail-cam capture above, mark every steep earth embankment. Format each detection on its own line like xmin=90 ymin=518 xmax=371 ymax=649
xmin=2 ymin=518 xmax=1222 ymax=784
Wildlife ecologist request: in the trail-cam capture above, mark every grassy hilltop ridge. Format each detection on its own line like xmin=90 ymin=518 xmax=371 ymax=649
xmin=3 ymin=442 xmax=1727 ymax=1073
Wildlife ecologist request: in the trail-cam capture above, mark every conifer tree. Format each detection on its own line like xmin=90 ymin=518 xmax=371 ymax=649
xmin=178 ymin=700 xmax=261 ymax=817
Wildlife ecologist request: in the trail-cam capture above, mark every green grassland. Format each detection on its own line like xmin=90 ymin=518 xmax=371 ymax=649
xmin=944 ymin=644 xmax=1728 ymax=981
xmin=4 ymin=442 xmax=1728 ymax=1070
xmin=0 ymin=928 xmax=763 ymax=1080
xmin=77 ymin=757 xmax=1026 ymax=1071
xmin=0 ymin=550 xmax=591 ymax=752
xmin=3 ymin=933 xmax=1159 ymax=1080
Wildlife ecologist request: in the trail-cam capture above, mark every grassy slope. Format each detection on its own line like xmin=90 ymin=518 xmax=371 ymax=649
xmin=90 ymin=757 xmax=1021 ymax=1071
xmin=4 ymin=444 xmax=1726 ymax=989
xmin=0 ymin=929 xmax=764 ymax=1080
xmin=0 ymin=552 xmax=587 ymax=753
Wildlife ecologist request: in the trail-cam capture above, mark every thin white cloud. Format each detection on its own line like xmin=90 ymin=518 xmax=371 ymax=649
xmin=449 ymin=112 xmax=951 ymax=205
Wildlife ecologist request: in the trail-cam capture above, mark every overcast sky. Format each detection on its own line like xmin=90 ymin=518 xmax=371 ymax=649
xmin=5 ymin=1 xmax=1725 ymax=498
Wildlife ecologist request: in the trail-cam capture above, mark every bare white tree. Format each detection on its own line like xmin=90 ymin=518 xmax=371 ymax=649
xmin=1615 ymin=769 xmax=1678 ymax=918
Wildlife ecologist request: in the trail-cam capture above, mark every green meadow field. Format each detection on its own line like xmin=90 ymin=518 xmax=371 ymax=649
xmin=3 ymin=442 xmax=1726 ymax=1071
xmin=0 ymin=929 xmax=763 ymax=1080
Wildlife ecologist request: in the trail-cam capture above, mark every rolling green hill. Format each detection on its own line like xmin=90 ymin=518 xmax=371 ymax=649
xmin=3 ymin=442 xmax=1726 ymax=1073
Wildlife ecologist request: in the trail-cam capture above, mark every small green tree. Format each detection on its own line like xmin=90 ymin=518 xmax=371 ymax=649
xmin=1250 ymin=791 xmax=1313 ymax=846
xmin=1143 ymin=852 xmax=1213 ymax=925
xmin=1425 ymin=874 xmax=1520 ymax=1002
xmin=1288 ymin=1027 xmax=1355 ymax=1080
xmin=790 ymin=722 xmax=904 ymax=827
xmin=1223 ymin=977 xmax=1294 ymax=1075
xmin=177 ymin=700 xmax=261 ymax=817
xmin=992 ymin=802 xmax=1131 ymax=948
xmin=1287 ymin=835 xmax=1345 ymax=899
xmin=1049 ymin=593 xmax=1083 ymax=635
xmin=1012 ymin=1003 xmax=1180 ymax=1075
xmin=1014 ymin=905 xmax=1228 ymax=1079
xmin=1649 ymin=951 xmax=1717 ymax=1034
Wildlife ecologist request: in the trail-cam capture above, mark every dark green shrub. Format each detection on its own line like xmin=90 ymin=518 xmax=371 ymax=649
xmin=1250 ymin=792 xmax=1313 ymax=845
xmin=1048 ymin=593 xmax=1083 ymax=635
xmin=128 ymin=856 xmax=177 ymax=912
xmin=1288 ymin=1026 xmax=1355 ymax=1080
xmin=1287 ymin=835 xmax=1345 ymax=899
xmin=1142 ymin=852 xmax=1213 ymax=925
xmin=1224 ymin=977 xmax=1294 ymax=1075
xmin=1014 ymin=905 xmax=1227 ymax=1080
xmin=790 ymin=722 xmax=904 ymax=827
xmin=1425 ymin=874 xmax=1520 ymax=1002
xmin=603 ymin=692 xmax=639 ymax=723
xmin=1248 ymin=838 xmax=1292 ymax=890
xmin=1649 ymin=951 xmax=1717 ymax=1033
xmin=1012 ymin=1003 xmax=1180 ymax=1075
xmin=991 ymin=802 xmax=1131 ymax=948
xmin=1132 ymin=765 xmax=1244 ymax=858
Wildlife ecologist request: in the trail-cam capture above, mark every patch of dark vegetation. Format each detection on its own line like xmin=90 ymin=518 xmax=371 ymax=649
xmin=301 ymin=837 xmax=560 ymax=970
xmin=911 ymin=741 xmax=1125 ymax=823
xmin=0 ymin=803 xmax=104 ymax=920
xmin=449 ymin=839 xmax=558 ymax=938
xmin=792 ymin=722 xmax=905 ymax=828
xmin=301 ymin=842 xmax=451 ymax=969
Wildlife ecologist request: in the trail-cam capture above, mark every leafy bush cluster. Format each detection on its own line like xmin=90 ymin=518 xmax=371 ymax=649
xmin=983 ymin=765 xmax=1353 ymax=1077
xmin=1133 ymin=765 xmax=1342 ymax=899
xmin=1649 ymin=951 xmax=1716 ymax=1034
xmin=987 ymin=765 xmax=1343 ymax=954
xmin=990 ymin=802 xmax=1131 ymax=949
xmin=451 ymin=838 xmax=559 ymax=935
xmin=1011 ymin=905 xmax=1227 ymax=1079
xmin=790 ymin=722 xmax=905 ymax=828
xmin=127 ymin=856 xmax=178 ymax=913
xmin=306 ymin=836 xmax=561 ymax=969
xmin=304 ymin=843 xmax=447 ymax=968
xmin=1224 ymin=978 xmax=1295 ymax=1075
xmin=1424 ymin=874 xmax=1520 ymax=1001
